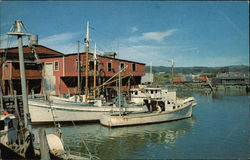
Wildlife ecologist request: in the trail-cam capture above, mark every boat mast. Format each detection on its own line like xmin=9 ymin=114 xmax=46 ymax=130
xmin=93 ymin=43 xmax=97 ymax=98
xmin=7 ymin=20 xmax=31 ymax=129
xmin=171 ymin=58 xmax=174 ymax=84
xmin=150 ymin=62 xmax=153 ymax=85
xmin=77 ymin=40 xmax=81 ymax=95
xmin=118 ymin=63 xmax=121 ymax=116
xmin=84 ymin=21 xmax=89 ymax=102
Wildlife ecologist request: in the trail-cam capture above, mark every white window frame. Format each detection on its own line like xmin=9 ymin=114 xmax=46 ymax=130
xmin=54 ymin=61 xmax=59 ymax=71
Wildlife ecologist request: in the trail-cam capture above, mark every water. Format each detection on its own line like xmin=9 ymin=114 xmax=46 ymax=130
xmin=33 ymin=89 xmax=250 ymax=159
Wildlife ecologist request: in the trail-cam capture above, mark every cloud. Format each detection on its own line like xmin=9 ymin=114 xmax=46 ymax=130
xmin=129 ymin=26 xmax=138 ymax=33
xmin=39 ymin=32 xmax=80 ymax=53
xmin=0 ymin=35 xmax=18 ymax=48
xmin=118 ymin=43 xmax=176 ymax=66
xmin=40 ymin=32 xmax=79 ymax=45
xmin=128 ymin=29 xmax=178 ymax=43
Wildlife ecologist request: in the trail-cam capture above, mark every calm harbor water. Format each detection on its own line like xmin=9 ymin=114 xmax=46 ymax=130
xmin=33 ymin=89 xmax=249 ymax=159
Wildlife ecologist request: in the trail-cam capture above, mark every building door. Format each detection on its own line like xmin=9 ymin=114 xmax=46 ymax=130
xmin=44 ymin=62 xmax=56 ymax=95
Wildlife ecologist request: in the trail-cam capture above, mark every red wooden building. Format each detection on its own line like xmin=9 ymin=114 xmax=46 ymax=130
xmin=1 ymin=45 xmax=146 ymax=97
xmin=38 ymin=52 xmax=145 ymax=97
xmin=0 ymin=45 xmax=63 ymax=95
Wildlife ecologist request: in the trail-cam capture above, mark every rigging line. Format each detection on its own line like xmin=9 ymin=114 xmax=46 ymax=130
xmin=70 ymin=120 xmax=94 ymax=160
xmin=20 ymin=21 xmax=29 ymax=33
xmin=2 ymin=25 xmax=15 ymax=64
xmin=90 ymin=28 xmax=118 ymax=52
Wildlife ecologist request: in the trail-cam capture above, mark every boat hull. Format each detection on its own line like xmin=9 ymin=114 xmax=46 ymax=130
xmin=100 ymin=102 xmax=193 ymax=127
xmin=28 ymin=99 xmax=144 ymax=124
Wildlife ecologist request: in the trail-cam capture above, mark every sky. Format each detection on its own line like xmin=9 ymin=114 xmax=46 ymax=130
xmin=0 ymin=1 xmax=249 ymax=67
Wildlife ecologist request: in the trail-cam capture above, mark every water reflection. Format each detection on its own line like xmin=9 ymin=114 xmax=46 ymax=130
xmin=211 ymin=89 xmax=249 ymax=99
xmin=177 ymin=89 xmax=248 ymax=100
xmin=54 ymin=117 xmax=196 ymax=159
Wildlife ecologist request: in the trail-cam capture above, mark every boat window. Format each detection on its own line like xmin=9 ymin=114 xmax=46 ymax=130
xmin=8 ymin=119 xmax=13 ymax=129
xmin=167 ymin=101 xmax=170 ymax=104
xmin=0 ymin=121 xmax=4 ymax=130
xmin=151 ymin=90 xmax=153 ymax=94
xmin=135 ymin=91 xmax=138 ymax=95
xmin=173 ymin=106 xmax=176 ymax=109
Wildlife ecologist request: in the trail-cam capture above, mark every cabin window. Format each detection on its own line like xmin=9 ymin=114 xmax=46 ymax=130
xmin=107 ymin=62 xmax=112 ymax=72
xmin=151 ymin=90 xmax=154 ymax=94
xmin=0 ymin=121 xmax=4 ymax=130
xmin=54 ymin=61 xmax=59 ymax=71
xmin=173 ymin=106 xmax=176 ymax=109
xmin=132 ymin=63 xmax=136 ymax=71
xmin=120 ymin=63 xmax=125 ymax=69
xmin=135 ymin=91 xmax=138 ymax=95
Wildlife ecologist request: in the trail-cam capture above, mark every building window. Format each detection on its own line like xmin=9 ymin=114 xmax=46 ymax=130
xmin=54 ymin=61 xmax=59 ymax=71
xmin=107 ymin=62 xmax=112 ymax=72
xmin=132 ymin=63 xmax=136 ymax=71
xmin=120 ymin=63 xmax=125 ymax=69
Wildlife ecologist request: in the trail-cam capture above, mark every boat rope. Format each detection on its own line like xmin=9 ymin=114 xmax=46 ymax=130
xmin=70 ymin=120 xmax=94 ymax=160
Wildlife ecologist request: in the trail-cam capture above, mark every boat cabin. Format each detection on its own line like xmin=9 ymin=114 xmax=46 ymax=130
xmin=130 ymin=87 xmax=177 ymax=105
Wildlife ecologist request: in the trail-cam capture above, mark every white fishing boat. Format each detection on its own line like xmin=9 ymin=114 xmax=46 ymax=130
xmin=100 ymin=98 xmax=194 ymax=127
xmin=28 ymin=98 xmax=147 ymax=124
xmin=100 ymin=65 xmax=197 ymax=127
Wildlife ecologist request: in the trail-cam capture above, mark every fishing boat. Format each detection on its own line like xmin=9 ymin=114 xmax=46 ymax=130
xmin=28 ymin=98 xmax=147 ymax=124
xmin=0 ymin=112 xmax=39 ymax=159
xmin=100 ymin=97 xmax=194 ymax=127
xmin=100 ymin=65 xmax=197 ymax=128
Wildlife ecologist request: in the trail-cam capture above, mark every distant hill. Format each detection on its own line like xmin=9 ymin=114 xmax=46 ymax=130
xmin=146 ymin=65 xmax=249 ymax=74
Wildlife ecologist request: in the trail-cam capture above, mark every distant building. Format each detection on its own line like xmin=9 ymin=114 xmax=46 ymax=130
xmin=172 ymin=77 xmax=183 ymax=83
xmin=211 ymin=77 xmax=249 ymax=86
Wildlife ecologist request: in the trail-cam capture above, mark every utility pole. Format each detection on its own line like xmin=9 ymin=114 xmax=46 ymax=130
xmin=77 ymin=41 xmax=81 ymax=95
xmin=93 ymin=43 xmax=97 ymax=98
xmin=84 ymin=21 xmax=89 ymax=102
xmin=7 ymin=20 xmax=31 ymax=129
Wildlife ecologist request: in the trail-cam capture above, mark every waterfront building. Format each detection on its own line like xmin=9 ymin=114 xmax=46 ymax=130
xmin=0 ymin=45 xmax=145 ymax=96
xmin=0 ymin=45 xmax=63 ymax=95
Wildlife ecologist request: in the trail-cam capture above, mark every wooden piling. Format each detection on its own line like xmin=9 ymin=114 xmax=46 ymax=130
xmin=38 ymin=128 xmax=51 ymax=160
